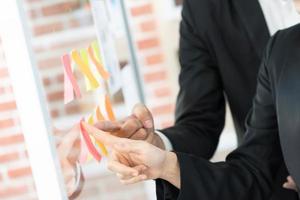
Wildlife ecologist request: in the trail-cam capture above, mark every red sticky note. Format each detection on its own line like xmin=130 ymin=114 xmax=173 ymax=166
xmin=64 ymin=64 xmax=74 ymax=104
xmin=80 ymin=119 xmax=102 ymax=162
xmin=62 ymin=54 xmax=81 ymax=99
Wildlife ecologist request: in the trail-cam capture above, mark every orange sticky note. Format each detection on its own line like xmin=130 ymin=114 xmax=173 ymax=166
xmin=71 ymin=50 xmax=99 ymax=90
xmin=94 ymin=106 xmax=108 ymax=155
xmin=96 ymin=106 xmax=105 ymax=121
xmin=88 ymin=45 xmax=110 ymax=80
xmin=105 ymin=95 xmax=116 ymax=121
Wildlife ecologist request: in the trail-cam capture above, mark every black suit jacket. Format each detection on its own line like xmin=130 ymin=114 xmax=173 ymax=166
xmin=161 ymin=24 xmax=300 ymax=200
xmin=157 ymin=0 xmax=298 ymax=199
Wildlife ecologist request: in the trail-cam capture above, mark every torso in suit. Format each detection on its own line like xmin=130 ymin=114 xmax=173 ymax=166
xmin=160 ymin=24 xmax=300 ymax=200
xmin=157 ymin=0 xmax=298 ymax=199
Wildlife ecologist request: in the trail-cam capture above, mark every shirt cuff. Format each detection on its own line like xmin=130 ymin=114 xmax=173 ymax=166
xmin=156 ymin=130 xmax=173 ymax=151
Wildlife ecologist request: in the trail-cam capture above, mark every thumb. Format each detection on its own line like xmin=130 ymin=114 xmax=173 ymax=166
xmin=132 ymin=104 xmax=154 ymax=130
xmin=94 ymin=120 xmax=121 ymax=132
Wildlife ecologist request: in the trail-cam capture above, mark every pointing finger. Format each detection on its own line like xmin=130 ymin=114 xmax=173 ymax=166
xmin=82 ymin=121 xmax=121 ymax=147
xmin=94 ymin=121 xmax=121 ymax=132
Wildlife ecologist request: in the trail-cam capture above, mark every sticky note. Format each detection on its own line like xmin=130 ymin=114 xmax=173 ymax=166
xmin=105 ymin=95 xmax=116 ymax=121
xmin=63 ymin=64 xmax=74 ymax=104
xmin=87 ymin=114 xmax=94 ymax=125
xmin=62 ymin=54 xmax=81 ymax=100
xmin=94 ymin=106 xmax=108 ymax=155
xmin=80 ymin=119 xmax=102 ymax=162
xmin=96 ymin=140 xmax=108 ymax=156
xmin=92 ymin=41 xmax=101 ymax=62
xmin=96 ymin=106 xmax=105 ymax=121
xmin=71 ymin=50 xmax=99 ymax=90
xmin=88 ymin=45 xmax=110 ymax=80
xmin=80 ymin=49 xmax=93 ymax=91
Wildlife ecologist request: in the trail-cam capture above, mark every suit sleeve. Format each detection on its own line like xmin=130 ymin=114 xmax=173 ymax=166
xmin=161 ymin=34 xmax=284 ymax=200
xmin=156 ymin=0 xmax=225 ymax=198
xmin=161 ymin=0 xmax=225 ymax=159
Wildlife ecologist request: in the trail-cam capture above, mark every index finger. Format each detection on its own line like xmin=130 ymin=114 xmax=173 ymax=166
xmin=82 ymin=121 xmax=122 ymax=147
xmin=94 ymin=120 xmax=121 ymax=132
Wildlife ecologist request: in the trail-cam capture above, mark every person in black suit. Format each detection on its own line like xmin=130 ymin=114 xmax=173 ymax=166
xmin=84 ymin=0 xmax=299 ymax=199
xmin=83 ymin=23 xmax=300 ymax=200
xmin=67 ymin=0 xmax=300 ymax=199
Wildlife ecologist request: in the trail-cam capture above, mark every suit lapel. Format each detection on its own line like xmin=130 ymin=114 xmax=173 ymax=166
xmin=233 ymin=0 xmax=270 ymax=58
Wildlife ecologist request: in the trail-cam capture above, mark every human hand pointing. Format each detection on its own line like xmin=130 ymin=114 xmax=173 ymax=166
xmin=82 ymin=122 xmax=180 ymax=187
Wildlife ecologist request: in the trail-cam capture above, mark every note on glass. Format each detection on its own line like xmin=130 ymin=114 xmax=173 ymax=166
xmin=105 ymin=95 xmax=116 ymax=121
xmin=94 ymin=106 xmax=108 ymax=156
xmin=88 ymin=45 xmax=110 ymax=80
xmin=80 ymin=119 xmax=102 ymax=162
xmin=62 ymin=54 xmax=81 ymax=104
xmin=92 ymin=41 xmax=101 ymax=62
xmin=63 ymin=63 xmax=73 ymax=104
xmin=71 ymin=50 xmax=99 ymax=90
xmin=96 ymin=106 xmax=105 ymax=121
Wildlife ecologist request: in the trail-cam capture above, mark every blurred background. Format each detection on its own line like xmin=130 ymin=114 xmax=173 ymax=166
xmin=0 ymin=0 xmax=236 ymax=199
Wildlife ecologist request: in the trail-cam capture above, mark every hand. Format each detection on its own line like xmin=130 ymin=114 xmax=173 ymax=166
xmin=283 ymin=176 xmax=298 ymax=192
xmin=54 ymin=124 xmax=81 ymax=196
xmin=94 ymin=103 xmax=165 ymax=149
xmin=82 ymin=122 xmax=180 ymax=187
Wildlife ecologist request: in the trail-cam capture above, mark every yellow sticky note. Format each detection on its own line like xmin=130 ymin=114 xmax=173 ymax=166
xmin=71 ymin=50 xmax=99 ymax=90
xmin=96 ymin=140 xmax=108 ymax=156
xmin=87 ymin=114 xmax=94 ymax=125
xmin=92 ymin=41 xmax=101 ymax=62
xmin=80 ymin=49 xmax=92 ymax=91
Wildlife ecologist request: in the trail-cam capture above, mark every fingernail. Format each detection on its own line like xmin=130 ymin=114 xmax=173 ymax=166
xmin=144 ymin=120 xmax=153 ymax=129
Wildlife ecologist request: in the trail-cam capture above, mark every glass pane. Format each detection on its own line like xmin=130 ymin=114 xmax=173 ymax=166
xmin=22 ymin=0 xmax=149 ymax=199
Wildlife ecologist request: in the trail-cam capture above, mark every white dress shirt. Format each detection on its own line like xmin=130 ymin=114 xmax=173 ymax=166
xmin=159 ymin=0 xmax=300 ymax=151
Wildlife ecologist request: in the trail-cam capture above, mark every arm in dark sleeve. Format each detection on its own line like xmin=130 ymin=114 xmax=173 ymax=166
xmin=161 ymin=0 xmax=225 ymax=159
xmin=163 ymin=34 xmax=284 ymax=200
xmin=156 ymin=0 xmax=225 ymax=198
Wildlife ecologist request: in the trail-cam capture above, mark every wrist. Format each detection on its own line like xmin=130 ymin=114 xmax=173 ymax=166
xmin=160 ymin=152 xmax=180 ymax=188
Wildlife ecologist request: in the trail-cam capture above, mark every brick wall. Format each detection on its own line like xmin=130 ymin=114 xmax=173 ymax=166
xmin=127 ymin=1 xmax=176 ymax=128
xmin=0 ymin=39 xmax=37 ymax=199
xmin=0 ymin=0 xmax=177 ymax=199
